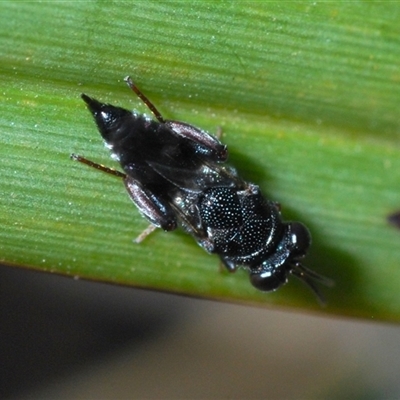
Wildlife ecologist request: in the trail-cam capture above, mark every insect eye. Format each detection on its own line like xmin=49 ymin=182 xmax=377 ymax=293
xmin=249 ymin=268 xmax=287 ymax=292
xmin=288 ymin=222 xmax=311 ymax=258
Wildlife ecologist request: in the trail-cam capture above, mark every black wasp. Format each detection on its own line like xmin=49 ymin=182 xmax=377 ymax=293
xmin=72 ymin=77 xmax=332 ymax=304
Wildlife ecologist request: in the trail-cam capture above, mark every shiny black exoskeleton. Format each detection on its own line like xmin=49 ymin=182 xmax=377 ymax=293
xmin=72 ymin=77 xmax=332 ymax=303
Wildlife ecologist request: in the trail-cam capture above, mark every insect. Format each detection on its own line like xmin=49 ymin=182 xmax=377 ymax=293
xmin=72 ymin=77 xmax=333 ymax=303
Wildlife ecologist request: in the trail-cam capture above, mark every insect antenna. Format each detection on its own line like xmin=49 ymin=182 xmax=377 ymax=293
xmin=124 ymin=76 xmax=166 ymax=123
xmin=291 ymin=263 xmax=334 ymax=306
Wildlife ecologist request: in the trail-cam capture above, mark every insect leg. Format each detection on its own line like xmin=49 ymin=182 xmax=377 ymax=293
xmin=133 ymin=224 xmax=158 ymax=243
xmin=71 ymin=154 xmax=176 ymax=237
xmin=165 ymin=121 xmax=228 ymax=162
xmin=220 ymin=258 xmax=239 ymax=273
xmin=124 ymin=76 xmax=227 ymax=162
xmin=215 ymin=126 xmax=223 ymax=140
xmin=124 ymin=177 xmax=177 ymax=232
xmin=124 ymin=76 xmax=165 ymax=123
xmin=71 ymin=154 xmax=126 ymax=178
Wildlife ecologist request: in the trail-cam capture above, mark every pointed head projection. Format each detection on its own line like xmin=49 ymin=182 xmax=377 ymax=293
xmin=81 ymin=94 xmax=133 ymax=143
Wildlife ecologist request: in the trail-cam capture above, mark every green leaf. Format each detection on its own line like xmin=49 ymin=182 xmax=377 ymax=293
xmin=2 ymin=2 xmax=400 ymax=321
